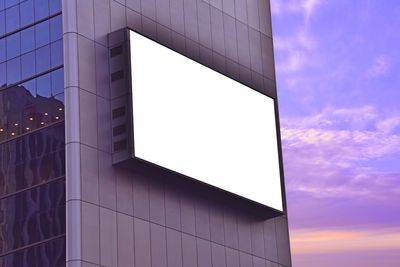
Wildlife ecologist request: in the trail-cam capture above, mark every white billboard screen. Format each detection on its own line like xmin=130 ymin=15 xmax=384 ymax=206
xmin=129 ymin=30 xmax=283 ymax=211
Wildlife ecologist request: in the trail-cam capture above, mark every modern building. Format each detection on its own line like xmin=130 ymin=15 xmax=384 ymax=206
xmin=0 ymin=0 xmax=291 ymax=266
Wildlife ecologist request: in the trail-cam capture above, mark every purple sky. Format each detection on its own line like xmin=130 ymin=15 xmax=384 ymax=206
xmin=271 ymin=1 xmax=400 ymax=266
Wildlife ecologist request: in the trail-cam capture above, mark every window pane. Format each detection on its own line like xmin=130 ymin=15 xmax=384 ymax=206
xmin=0 ymin=0 xmax=4 ymax=11
xmin=35 ymin=45 xmax=50 ymax=73
xmin=51 ymin=39 xmax=62 ymax=67
xmin=51 ymin=67 xmax=63 ymax=95
xmin=0 ymin=38 xmax=5 ymax=62
xmin=5 ymin=5 xmax=19 ymax=33
xmin=6 ymin=32 xmax=20 ymax=60
xmin=5 ymin=0 xmax=18 ymax=9
xmin=0 ymin=11 xmax=5 ymax=36
xmin=54 ymin=92 xmax=64 ymax=104
xmin=20 ymin=0 xmax=34 ymax=27
xmin=50 ymin=15 xmax=62 ymax=42
xmin=21 ymin=27 xmax=35 ymax=53
xmin=34 ymin=0 xmax=49 ymax=21
xmin=35 ymin=20 xmax=50 ymax=48
xmin=21 ymin=51 xmax=35 ymax=79
xmin=37 ymin=72 xmax=51 ymax=97
xmin=49 ymin=0 xmax=61 ymax=14
xmin=0 ymin=62 xmax=6 ymax=87
xmin=6 ymin=57 xmax=20 ymax=84
xmin=22 ymin=78 xmax=36 ymax=97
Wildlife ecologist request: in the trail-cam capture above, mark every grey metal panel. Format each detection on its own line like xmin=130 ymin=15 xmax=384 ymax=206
xmin=275 ymin=217 xmax=292 ymax=267
xmin=150 ymin=223 xmax=168 ymax=267
xmin=133 ymin=173 xmax=150 ymax=220
xmin=149 ymin=181 xmax=166 ymax=225
xmin=211 ymin=243 xmax=226 ymax=267
xmin=210 ymin=205 xmax=225 ymax=245
xmin=134 ymin=218 xmax=152 ymax=267
xmin=251 ymin=221 xmax=266 ymax=258
xmin=226 ymin=247 xmax=240 ymax=267
xmin=195 ymin=200 xmax=211 ymax=240
xmin=166 ymin=229 xmax=184 ymax=267
xmin=239 ymin=251 xmax=253 ymax=267
xmin=182 ymin=233 xmax=198 ymax=267
xmin=165 ymin=184 xmax=182 ymax=230
xmin=196 ymin=238 xmax=212 ymax=267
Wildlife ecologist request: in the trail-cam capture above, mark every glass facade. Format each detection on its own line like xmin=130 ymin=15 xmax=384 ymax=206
xmin=0 ymin=0 xmax=65 ymax=265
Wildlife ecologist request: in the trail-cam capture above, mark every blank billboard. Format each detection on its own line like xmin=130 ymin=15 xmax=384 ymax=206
xmin=129 ymin=30 xmax=283 ymax=212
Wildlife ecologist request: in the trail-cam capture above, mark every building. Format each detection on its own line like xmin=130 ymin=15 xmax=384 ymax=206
xmin=0 ymin=0 xmax=291 ymax=266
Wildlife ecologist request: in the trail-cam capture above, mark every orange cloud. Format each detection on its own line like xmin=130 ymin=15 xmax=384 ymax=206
xmin=290 ymin=228 xmax=400 ymax=254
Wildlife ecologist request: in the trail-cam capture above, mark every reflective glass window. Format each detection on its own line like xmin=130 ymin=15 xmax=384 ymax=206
xmin=0 ymin=62 xmax=5 ymax=87
xmin=6 ymin=56 xmax=20 ymax=84
xmin=0 ymin=180 xmax=65 ymax=254
xmin=22 ymin=78 xmax=35 ymax=96
xmin=49 ymin=0 xmax=61 ymax=14
xmin=0 ymin=236 xmax=66 ymax=267
xmin=0 ymin=0 xmax=4 ymax=11
xmin=0 ymin=11 xmax=5 ymax=36
xmin=35 ymin=44 xmax=50 ymax=73
xmin=21 ymin=51 xmax=35 ymax=79
xmin=5 ymin=5 xmax=19 ymax=33
xmin=50 ymin=14 xmax=61 ymax=42
xmin=5 ymin=0 xmax=18 ymax=9
xmin=51 ymin=39 xmax=62 ymax=67
xmin=54 ymin=92 xmax=63 ymax=103
xmin=51 ymin=67 xmax=63 ymax=95
xmin=35 ymin=19 xmax=49 ymax=48
xmin=37 ymin=72 xmax=51 ymax=97
xmin=20 ymin=27 xmax=34 ymax=53
xmin=34 ymin=0 xmax=49 ymax=21
xmin=20 ymin=0 xmax=34 ymax=27
xmin=0 ymin=38 xmax=5 ymax=62
xmin=6 ymin=32 xmax=20 ymax=60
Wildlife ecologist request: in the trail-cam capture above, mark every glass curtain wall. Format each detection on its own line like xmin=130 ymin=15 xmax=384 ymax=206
xmin=0 ymin=0 xmax=65 ymax=266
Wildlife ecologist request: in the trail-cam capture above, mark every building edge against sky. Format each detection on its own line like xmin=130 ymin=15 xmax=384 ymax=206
xmin=62 ymin=0 xmax=291 ymax=267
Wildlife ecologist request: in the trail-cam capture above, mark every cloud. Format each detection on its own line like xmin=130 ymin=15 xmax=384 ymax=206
xmin=291 ymin=228 xmax=400 ymax=254
xmin=271 ymin=0 xmax=322 ymax=22
xmin=281 ymin=106 xmax=400 ymax=200
xmin=366 ymin=55 xmax=391 ymax=77
xmin=272 ymin=1 xmax=322 ymax=74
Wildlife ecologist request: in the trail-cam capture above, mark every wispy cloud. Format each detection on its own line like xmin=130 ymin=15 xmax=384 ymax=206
xmin=272 ymin=0 xmax=323 ymax=74
xmin=366 ymin=55 xmax=392 ymax=78
xmin=281 ymin=106 xmax=400 ymax=199
xmin=271 ymin=0 xmax=322 ymax=22
xmin=291 ymin=228 xmax=400 ymax=254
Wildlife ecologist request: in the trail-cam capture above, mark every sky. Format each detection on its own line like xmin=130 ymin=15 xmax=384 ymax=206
xmin=270 ymin=0 xmax=400 ymax=266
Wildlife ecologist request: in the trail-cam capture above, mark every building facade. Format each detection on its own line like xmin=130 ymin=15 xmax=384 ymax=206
xmin=1 ymin=0 xmax=291 ymax=266
xmin=0 ymin=0 xmax=65 ymax=265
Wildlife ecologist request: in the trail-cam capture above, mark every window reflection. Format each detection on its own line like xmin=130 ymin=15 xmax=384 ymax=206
xmin=0 ymin=180 xmax=65 ymax=254
xmin=0 ymin=76 xmax=65 ymax=143
xmin=0 ymin=236 xmax=65 ymax=266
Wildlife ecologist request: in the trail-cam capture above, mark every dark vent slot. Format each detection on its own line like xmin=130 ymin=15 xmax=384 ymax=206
xmin=111 ymin=70 xmax=124 ymax=82
xmin=112 ymin=107 xmax=125 ymax=119
xmin=114 ymin=140 xmax=127 ymax=152
xmin=113 ymin=124 xmax=126 ymax=137
xmin=110 ymin=45 xmax=123 ymax=57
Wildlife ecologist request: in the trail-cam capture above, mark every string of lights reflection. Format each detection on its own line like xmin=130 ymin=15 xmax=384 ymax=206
xmin=0 ymin=107 xmax=63 ymax=138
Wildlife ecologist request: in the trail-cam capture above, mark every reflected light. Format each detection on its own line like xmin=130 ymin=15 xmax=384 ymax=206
xmin=14 ymin=123 xmax=19 ymax=126
xmin=40 ymin=122 xmax=45 ymax=125
xmin=0 ymin=129 xmax=3 ymax=132
xmin=11 ymin=133 xmax=15 ymax=136
xmin=55 ymin=116 xmax=59 ymax=120
xmin=58 ymin=108 xmax=62 ymax=111
xmin=29 ymin=117 xmax=34 ymax=121
xmin=44 ymin=112 xmax=48 ymax=116
xmin=26 ymin=127 xmax=30 ymax=130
